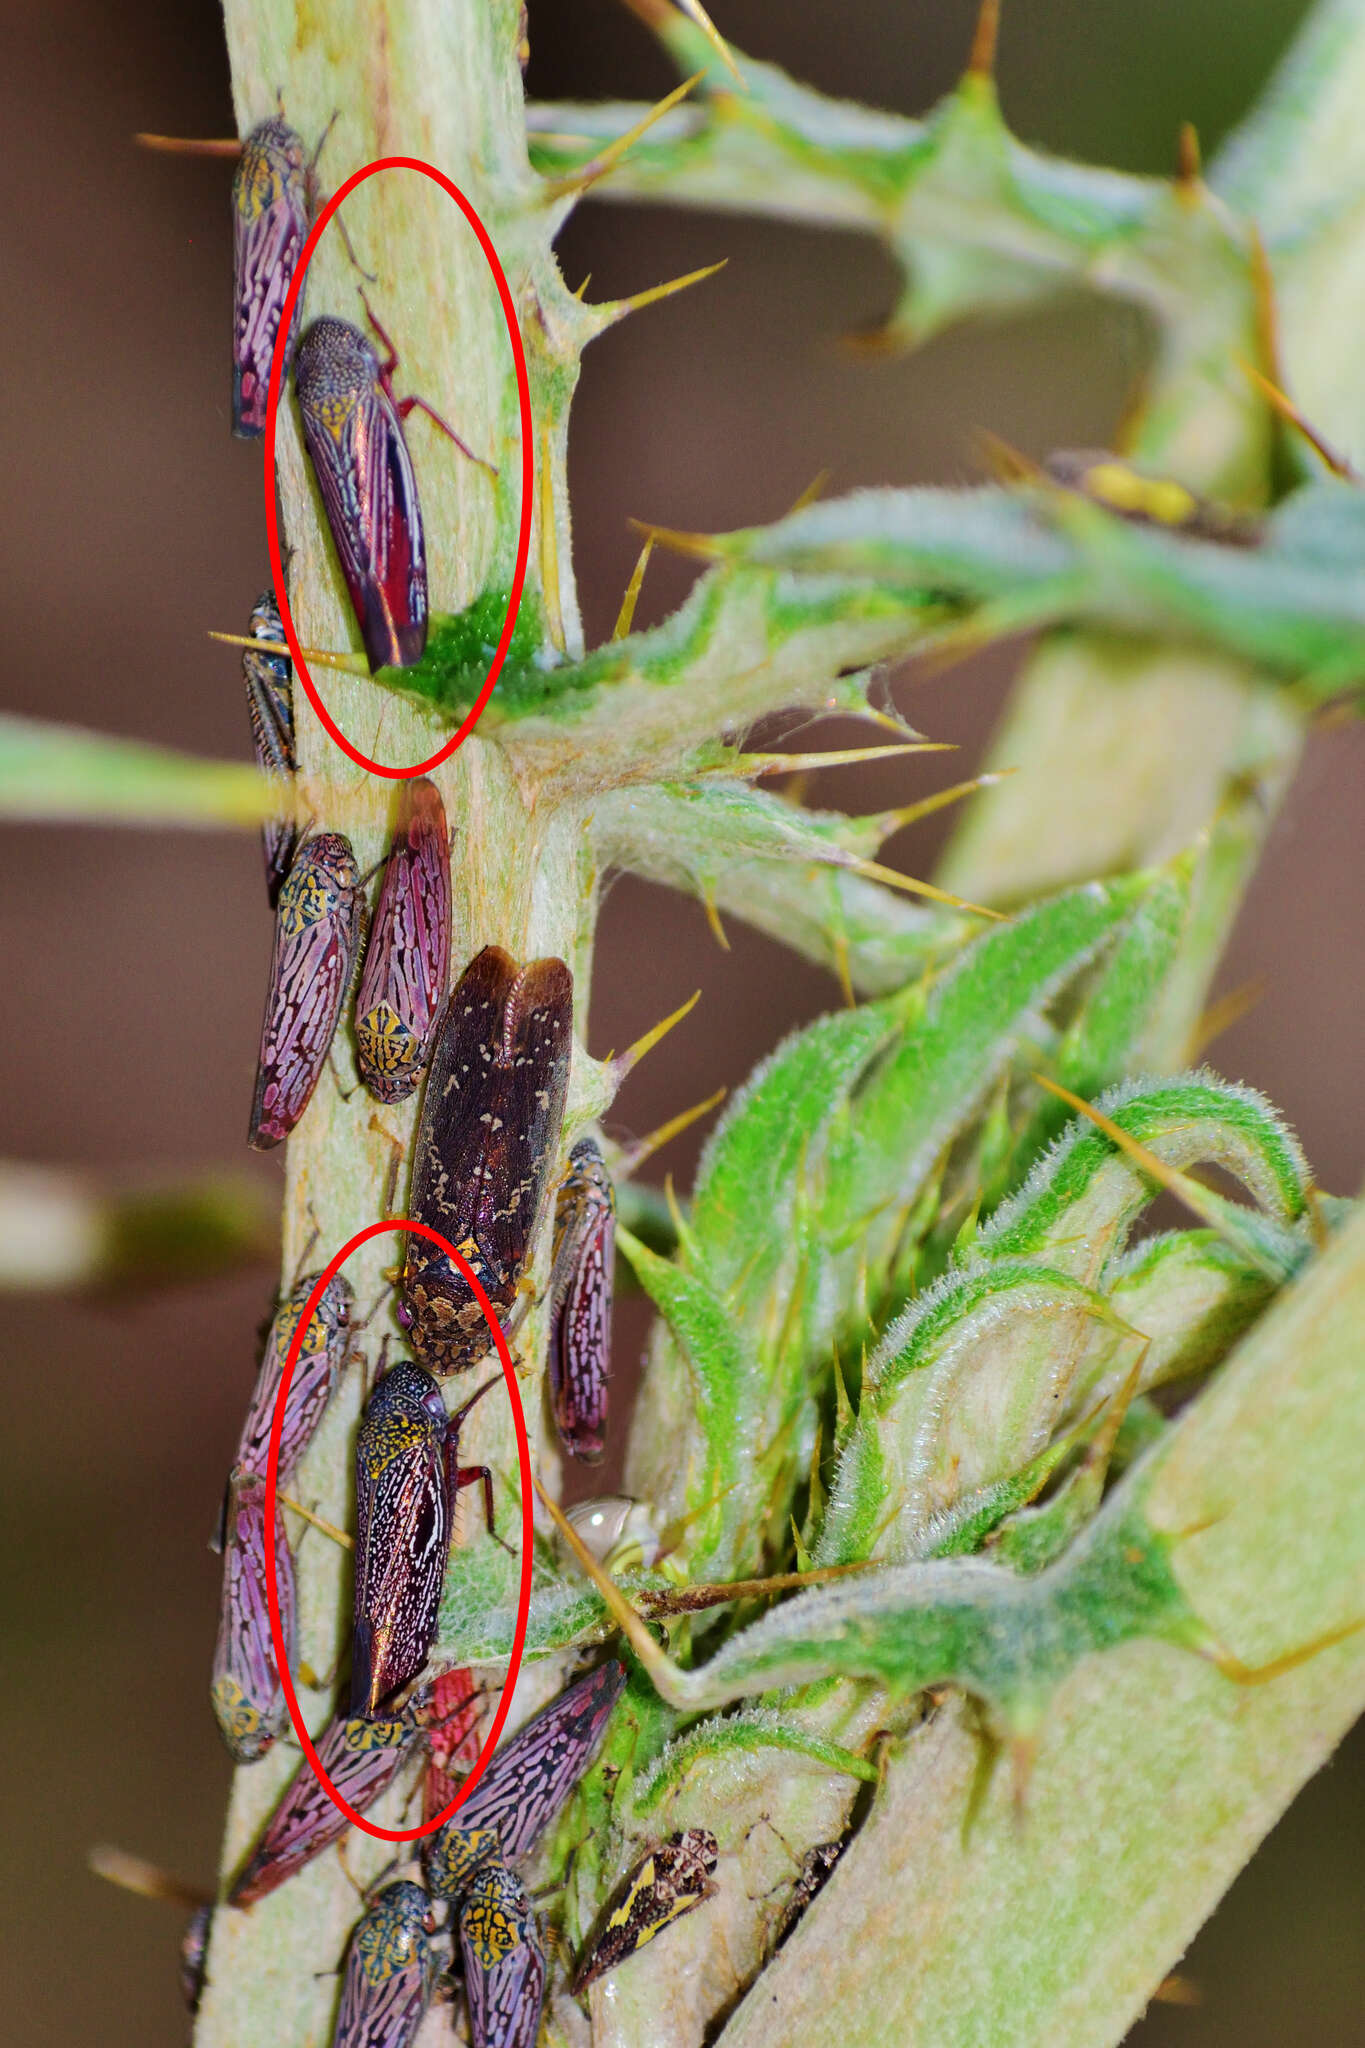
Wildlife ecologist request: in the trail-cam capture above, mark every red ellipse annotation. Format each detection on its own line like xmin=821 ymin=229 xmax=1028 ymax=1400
xmin=262 ymin=1217 xmax=534 ymax=1843
xmin=262 ymin=157 xmax=535 ymax=780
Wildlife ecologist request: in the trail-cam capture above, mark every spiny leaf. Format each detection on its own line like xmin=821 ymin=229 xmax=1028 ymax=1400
xmin=625 ymin=872 xmax=1162 ymax=1588
xmin=822 ymin=1072 xmax=1313 ymax=1571
xmin=529 ymin=27 xmax=1265 ymax=491
xmin=728 ymin=479 xmax=1365 ymax=698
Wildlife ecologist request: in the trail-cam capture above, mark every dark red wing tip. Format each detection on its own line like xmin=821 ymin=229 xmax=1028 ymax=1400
xmin=403 ymin=776 xmax=448 ymax=832
xmin=520 ymin=954 xmax=572 ymax=994
xmin=564 ymin=1431 xmax=606 ymax=1463
xmin=358 ymin=580 xmax=428 ymax=673
xmin=356 ymin=581 xmax=405 ymax=674
xmin=393 ymin=618 xmax=429 ymax=669
xmin=234 ymin=368 xmax=265 ymax=439
xmin=226 ymin=1862 xmax=271 ymax=1910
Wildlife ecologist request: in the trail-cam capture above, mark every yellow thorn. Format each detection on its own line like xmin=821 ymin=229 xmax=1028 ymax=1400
xmin=572 ymin=272 xmax=593 ymax=300
xmin=89 ymin=1846 xmax=211 ymax=1908
xmin=612 ymin=535 xmax=655 ymax=641
xmin=967 ymin=0 xmax=1001 ymax=78
xmin=279 ymin=1492 xmax=354 ymax=1550
xmin=616 ymin=1087 xmax=727 ymax=1176
xmin=532 ymin=1468 xmax=689 ymax=1699
xmin=1184 ymin=976 xmax=1266 ymax=1062
xmin=726 ymin=741 xmax=952 ymax=776
xmin=670 ymin=0 xmax=746 ymax=86
xmin=135 ymin=132 xmax=242 ymax=156
xmin=613 ymin=988 xmax=701 ymax=1079
xmin=1153 ymin=1976 xmax=1203 ymax=2008
xmin=786 ymin=469 xmax=832 ymax=515
xmin=1236 ymin=357 xmax=1359 ymax=480
xmin=531 ymin=129 xmax=602 ymax=151
xmin=662 ymin=1173 xmax=688 ymax=1244
xmin=626 ymin=516 xmax=724 ymax=563
xmin=831 ymin=927 xmax=856 ymax=1010
xmin=208 ymin=628 xmax=370 ymax=676
xmin=1304 ymin=1182 xmax=1332 ymax=1254
xmin=637 ymin=1559 xmax=872 ymax=1615
xmin=974 ymin=428 xmax=1042 ymax=484
xmin=1081 ymin=1347 xmax=1148 ymax=1485
xmin=539 ymin=426 xmax=567 ymax=654
xmin=870 ymin=769 xmax=1016 ymax=836
xmin=854 ymin=699 xmax=926 ymax=739
xmin=1176 ymin=120 xmax=1202 ymax=190
xmin=848 ymin=855 xmax=1006 ymax=921
xmin=1206 ymin=1616 xmax=1365 ymax=1687
xmin=603 ymin=258 xmax=728 ymax=325
xmin=544 ymin=74 xmax=705 ymax=202
xmin=702 ymin=888 xmax=730 ymax=950
xmin=1247 ymin=225 xmax=1281 ymax=387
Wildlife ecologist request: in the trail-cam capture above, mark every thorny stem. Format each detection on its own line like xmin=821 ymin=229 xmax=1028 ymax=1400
xmin=197 ymin=4 xmax=593 ymax=2041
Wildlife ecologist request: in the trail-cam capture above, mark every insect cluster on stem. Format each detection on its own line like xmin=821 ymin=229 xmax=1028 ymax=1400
xmin=157 ymin=91 xmax=722 ymax=2048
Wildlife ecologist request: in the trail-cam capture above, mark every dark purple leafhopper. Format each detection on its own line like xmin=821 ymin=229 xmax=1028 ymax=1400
xmin=230 ymin=1709 xmax=416 ymax=1906
xmin=235 ymin=1271 xmax=353 ymax=1485
xmin=355 ymin=778 xmax=451 ymax=1103
xmin=210 ymin=1468 xmax=295 ymax=1763
xmin=242 ymin=589 xmax=297 ymax=904
xmin=350 ymin=1362 xmax=499 ymax=1719
xmin=248 ymin=832 xmax=364 ymax=1151
xmin=295 ymin=316 xmax=428 ymax=672
xmin=459 ymin=1864 xmax=546 ymax=2048
xmin=332 ymin=1881 xmax=437 ymax=2048
xmin=401 ymin=946 xmax=573 ymax=1375
xmin=232 ymin=118 xmax=310 ymax=438
xmin=548 ymin=1138 xmax=615 ymax=1461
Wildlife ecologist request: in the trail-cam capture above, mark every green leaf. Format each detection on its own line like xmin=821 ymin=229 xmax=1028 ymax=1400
xmin=820 ymin=875 xmax=1155 ymax=1261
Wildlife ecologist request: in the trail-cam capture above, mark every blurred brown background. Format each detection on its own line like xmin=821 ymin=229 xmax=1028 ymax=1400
xmin=2 ymin=1 xmax=1361 ymax=2041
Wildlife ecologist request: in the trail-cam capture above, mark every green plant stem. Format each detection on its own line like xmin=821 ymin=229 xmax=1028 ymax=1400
xmin=194 ymin=5 xmax=590 ymax=2041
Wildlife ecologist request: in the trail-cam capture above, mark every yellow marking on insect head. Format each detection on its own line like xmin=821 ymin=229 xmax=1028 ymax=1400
xmin=358 ymin=1001 xmax=418 ymax=1074
xmin=211 ymin=1676 xmax=262 ymax=1741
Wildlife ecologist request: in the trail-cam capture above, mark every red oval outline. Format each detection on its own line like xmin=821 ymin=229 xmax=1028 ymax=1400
xmin=262 ymin=157 xmax=534 ymax=780
xmin=263 ymin=1218 xmax=533 ymax=1842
